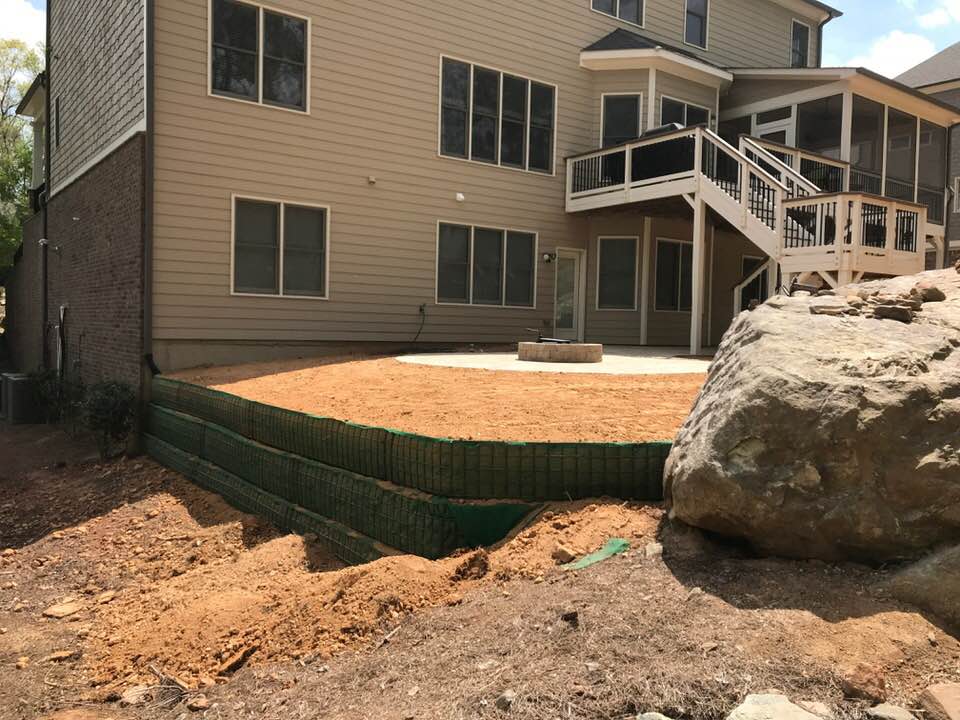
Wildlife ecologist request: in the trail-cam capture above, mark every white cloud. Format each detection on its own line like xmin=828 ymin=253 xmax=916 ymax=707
xmin=845 ymin=30 xmax=938 ymax=78
xmin=917 ymin=0 xmax=960 ymax=27
xmin=0 ymin=0 xmax=45 ymax=49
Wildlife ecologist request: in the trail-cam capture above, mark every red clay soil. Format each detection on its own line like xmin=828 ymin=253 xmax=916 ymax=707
xmin=171 ymin=356 xmax=705 ymax=442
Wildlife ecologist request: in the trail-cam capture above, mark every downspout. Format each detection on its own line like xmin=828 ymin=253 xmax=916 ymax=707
xmin=41 ymin=3 xmax=51 ymax=370
xmin=143 ymin=0 xmax=159 ymax=378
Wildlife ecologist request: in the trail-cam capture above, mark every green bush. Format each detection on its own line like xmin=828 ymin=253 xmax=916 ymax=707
xmin=85 ymin=381 xmax=137 ymax=459
xmin=31 ymin=370 xmax=85 ymax=427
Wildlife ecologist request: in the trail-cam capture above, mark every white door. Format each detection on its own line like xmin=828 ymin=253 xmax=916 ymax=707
xmin=554 ymin=249 xmax=585 ymax=341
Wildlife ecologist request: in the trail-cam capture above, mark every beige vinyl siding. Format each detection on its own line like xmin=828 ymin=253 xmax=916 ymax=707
xmin=49 ymin=0 xmax=145 ymax=192
xmin=632 ymin=0 xmax=821 ymax=68
xmin=655 ymin=72 xmax=718 ymax=127
xmin=584 ymin=215 xmax=647 ymax=345
xmin=709 ymin=229 xmax=763 ymax=345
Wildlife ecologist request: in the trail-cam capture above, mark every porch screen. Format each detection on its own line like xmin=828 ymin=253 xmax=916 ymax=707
xmin=850 ymin=96 xmax=884 ymax=195
xmin=919 ymin=121 xmax=947 ymax=224
xmin=885 ymin=108 xmax=917 ymax=202
xmin=598 ymin=237 xmax=638 ymax=310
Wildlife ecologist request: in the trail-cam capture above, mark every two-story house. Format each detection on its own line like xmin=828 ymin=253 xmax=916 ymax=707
xmin=898 ymin=41 xmax=960 ymax=268
xmin=5 ymin=0 xmax=959 ymax=393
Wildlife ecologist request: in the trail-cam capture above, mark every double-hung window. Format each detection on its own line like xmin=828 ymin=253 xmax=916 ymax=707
xmin=684 ymin=0 xmax=708 ymax=49
xmin=211 ymin=0 xmax=309 ymax=112
xmin=791 ymin=21 xmax=811 ymax=68
xmin=661 ymin=97 xmax=710 ymax=128
xmin=233 ymin=197 xmax=329 ymax=298
xmin=436 ymin=223 xmax=537 ymax=307
xmin=440 ymin=58 xmax=556 ymax=174
xmin=602 ymin=94 xmax=642 ymax=147
xmin=591 ymin=0 xmax=644 ymax=26
xmin=597 ymin=237 xmax=638 ymax=310
xmin=655 ymin=239 xmax=693 ymax=312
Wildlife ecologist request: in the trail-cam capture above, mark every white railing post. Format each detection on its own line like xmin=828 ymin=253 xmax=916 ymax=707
xmin=624 ymin=141 xmax=633 ymax=195
xmin=565 ymin=159 xmax=575 ymax=210
xmin=885 ymin=200 xmax=896 ymax=253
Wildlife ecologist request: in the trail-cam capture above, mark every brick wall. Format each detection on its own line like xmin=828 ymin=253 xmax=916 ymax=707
xmin=3 ymin=213 xmax=45 ymax=373
xmin=44 ymin=133 xmax=146 ymax=389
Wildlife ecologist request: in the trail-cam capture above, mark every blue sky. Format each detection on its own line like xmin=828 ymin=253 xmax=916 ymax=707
xmin=2 ymin=0 xmax=958 ymax=78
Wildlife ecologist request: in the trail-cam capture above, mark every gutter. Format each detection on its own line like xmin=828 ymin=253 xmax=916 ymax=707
xmin=143 ymin=0 xmax=159 ymax=378
xmin=41 ymin=0 xmax=51 ymax=370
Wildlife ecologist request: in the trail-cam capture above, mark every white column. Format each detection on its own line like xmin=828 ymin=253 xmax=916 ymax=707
xmin=840 ymin=90 xmax=853 ymax=163
xmin=690 ymin=196 xmax=708 ymax=356
xmin=935 ymin=235 xmax=945 ymax=269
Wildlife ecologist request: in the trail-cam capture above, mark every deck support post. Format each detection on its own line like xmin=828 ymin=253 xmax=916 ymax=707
xmin=690 ymin=194 xmax=708 ymax=356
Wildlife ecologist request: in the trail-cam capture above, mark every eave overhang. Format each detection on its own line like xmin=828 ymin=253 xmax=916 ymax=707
xmin=581 ymin=49 xmax=734 ymax=90
xmin=16 ymin=72 xmax=46 ymax=118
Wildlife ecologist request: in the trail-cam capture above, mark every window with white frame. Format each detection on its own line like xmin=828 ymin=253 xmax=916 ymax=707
xmin=233 ymin=197 xmax=328 ymax=297
xmin=602 ymin=94 xmax=642 ymax=147
xmin=440 ymin=58 xmax=556 ymax=174
xmin=655 ymin=238 xmax=693 ymax=312
xmin=591 ymin=0 xmax=644 ymax=26
xmin=684 ymin=0 xmax=708 ymax=48
xmin=597 ymin=237 xmax=638 ymax=310
xmin=661 ymin=97 xmax=710 ymax=128
xmin=436 ymin=223 xmax=537 ymax=307
xmin=791 ymin=21 xmax=811 ymax=68
xmin=211 ymin=0 xmax=309 ymax=111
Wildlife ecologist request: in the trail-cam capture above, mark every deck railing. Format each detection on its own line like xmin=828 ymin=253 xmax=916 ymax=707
xmin=739 ymin=136 xmax=819 ymax=200
xmin=781 ymin=192 xmax=926 ymax=276
xmin=748 ymin=137 xmax=850 ymax=194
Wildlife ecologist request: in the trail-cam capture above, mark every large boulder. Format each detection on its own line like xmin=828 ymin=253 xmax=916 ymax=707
xmin=884 ymin=544 xmax=960 ymax=628
xmin=664 ymin=269 xmax=960 ymax=562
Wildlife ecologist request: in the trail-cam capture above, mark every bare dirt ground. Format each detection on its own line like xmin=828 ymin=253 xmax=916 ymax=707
xmin=171 ymin=355 xmax=705 ymax=443
xmin=1 ymin=424 xmax=958 ymax=720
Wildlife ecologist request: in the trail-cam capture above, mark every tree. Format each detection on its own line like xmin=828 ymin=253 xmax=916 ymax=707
xmin=0 ymin=39 xmax=43 ymax=268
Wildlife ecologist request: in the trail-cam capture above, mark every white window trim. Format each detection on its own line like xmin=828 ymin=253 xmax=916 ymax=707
xmin=683 ymin=0 xmax=710 ymax=51
xmin=954 ymin=177 xmax=960 ymax=214
xmin=790 ymin=19 xmax=813 ymax=69
xmin=207 ymin=0 xmax=312 ymax=115
xmin=660 ymin=94 xmax=712 ymax=128
xmin=436 ymin=55 xmax=559 ymax=178
xmin=434 ymin=220 xmax=540 ymax=309
xmin=230 ymin=194 xmax=331 ymax=300
xmin=589 ymin=0 xmax=647 ymax=30
xmin=596 ymin=235 xmax=640 ymax=311
xmin=654 ymin=237 xmax=694 ymax=314
xmin=600 ymin=92 xmax=644 ymax=148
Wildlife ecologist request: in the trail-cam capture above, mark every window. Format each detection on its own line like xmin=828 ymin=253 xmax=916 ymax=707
xmin=233 ymin=197 xmax=328 ymax=297
xmin=791 ymin=21 xmax=810 ymax=68
xmin=597 ymin=237 xmax=638 ymax=310
xmin=591 ymin=0 xmax=644 ymax=26
xmin=685 ymin=0 xmax=708 ymax=48
xmin=436 ymin=223 xmax=537 ymax=307
xmin=661 ymin=97 xmax=710 ymax=128
xmin=796 ymin=94 xmax=842 ymax=159
xmin=655 ymin=239 xmax=693 ymax=312
xmin=211 ymin=0 xmax=308 ymax=112
xmin=440 ymin=57 xmax=556 ymax=174
xmin=602 ymin=94 xmax=642 ymax=147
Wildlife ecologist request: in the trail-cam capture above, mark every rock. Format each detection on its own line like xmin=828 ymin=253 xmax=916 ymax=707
xmin=42 ymin=650 xmax=77 ymax=663
xmin=15 ymin=657 xmax=29 ymax=669
xmin=798 ymin=701 xmax=834 ymax=719
xmin=43 ymin=601 xmax=83 ymax=619
xmin=495 ymin=690 xmax=517 ymax=711
xmin=96 ymin=590 xmax=117 ymax=605
xmin=552 ymin=544 xmax=576 ymax=564
xmin=841 ymin=664 xmax=887 ymax=703
xmin=637 ymin=714 xmax=675 ymax=720
xmin=884 ymin=545 xmax=960 ymax=627
xmin=872 ymin=304 xmax=914 ymax=323
xmin=914 ymin=280 xmax=947 ymax=303
xmin=726 ymin=694 xmax=822 ymax=720
xmin=560 ymin=610 xmax=580 ymax=628
xmin=1 ymin=548 xmax=15 ymax=557
xmin=186 ymin=695 xmax=210 ymax=712
xmin=665 ymin=270 xmax=960 ymax=562
xmin=920 ymin=684 xmax=960 ymax=720
xmin=644 ymin=542 xmax=664 ymax=559
xmin=867 ymin=704 xmax=918 ymax=720
xmin=120 ymin=685 xmax=151 ymax=707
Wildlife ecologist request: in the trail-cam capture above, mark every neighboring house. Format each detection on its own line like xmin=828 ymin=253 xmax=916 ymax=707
xmin=5 ymin=0 xmax=959 ymax=390
xmin=898 ymin=41 xmax=960 ymax=268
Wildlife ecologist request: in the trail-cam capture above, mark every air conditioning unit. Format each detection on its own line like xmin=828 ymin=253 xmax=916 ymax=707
xmin=2 ymin=373 xmax=39 ymax=425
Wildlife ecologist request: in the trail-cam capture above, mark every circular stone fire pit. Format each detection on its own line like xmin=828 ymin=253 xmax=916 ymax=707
xmin=517 ymin=342 xmax=604 ymax=364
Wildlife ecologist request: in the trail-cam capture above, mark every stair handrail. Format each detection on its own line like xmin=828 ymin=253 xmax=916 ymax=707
xmin=739 ymin=136 xmax=821 ymax=198
xmin=699 ymin=127 xmax=789 ymax=195
xmin=732 ymin=259 xmax=774 ymax=315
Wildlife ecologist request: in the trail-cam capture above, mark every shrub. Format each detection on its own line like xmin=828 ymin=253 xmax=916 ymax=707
xmin=31 ymin=370 xmax=86 ymax=427
xmin=84 ymin=381 xmax=137 ymax=459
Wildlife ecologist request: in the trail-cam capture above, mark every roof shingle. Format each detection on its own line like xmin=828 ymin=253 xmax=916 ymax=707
xmin=896 ymin=41 xmax=960 ymax=88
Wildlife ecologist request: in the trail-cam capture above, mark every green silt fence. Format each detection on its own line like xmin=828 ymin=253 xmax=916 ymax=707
xmin=150 ymin=377 xmax=670 ymax=503
xmin=146 ymin=405 xmax=538 ymax=559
